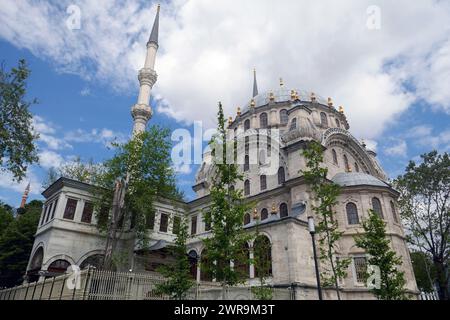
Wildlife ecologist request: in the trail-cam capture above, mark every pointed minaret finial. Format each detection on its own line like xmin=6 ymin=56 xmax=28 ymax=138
xmin=148 ymin=4 xmax=160 ymax=47
xmin=252 ymin=68 xmax=259 ymax=98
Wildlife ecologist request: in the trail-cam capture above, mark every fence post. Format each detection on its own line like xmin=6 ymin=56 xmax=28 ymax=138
xmin=39 ymin=278 xmax=46 ymax=300
xmin=48 ymin=277 xmax=55 ymax=300
xmin=24 ymin=282 xmax=30 ymax=300
xmin=82 ymin=267 xmax=92 ymax=301
xmin=59 ymin=277 xmax=66 ymax=300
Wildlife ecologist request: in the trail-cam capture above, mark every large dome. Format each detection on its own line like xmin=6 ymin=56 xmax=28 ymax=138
xmin=243 ymin=88 xmax=329 ymax=112
xmin=332 ymin=172 xmax=390 ymax=188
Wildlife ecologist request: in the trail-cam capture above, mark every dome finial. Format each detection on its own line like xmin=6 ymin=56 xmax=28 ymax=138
xmin=280 ymin=78 xmax=284 ymax=87
xmin=328 ymin=97 xmax=334 ymax=108
xmin=310 ymin=92 xmax=316 ymax=102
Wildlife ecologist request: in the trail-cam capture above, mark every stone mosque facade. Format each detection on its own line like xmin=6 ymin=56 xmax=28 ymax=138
xmin=24 ymin=6 xmax=419 ymax=299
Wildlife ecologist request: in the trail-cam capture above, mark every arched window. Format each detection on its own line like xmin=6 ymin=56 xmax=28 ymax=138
xmin=280 ymin=109 xmax=289 ymax=124
xmin=244 ymin=180 xmax=251 ymax=196
xmin=80 ymin=254 xmax=104 ymax=270
xmin=290 ymin=118 xmax=297 ymax=131
xmin=355 ymin=162 xmax=360 ymax=173
xmin=260 ymin=113 xmax=268 ymax=128
xmin=235 ymin=243 xmax=250 ymax=280
xmin=346 ymin=203 xmax=359 ymax=225
xmin=244 ymin=155 xmax=250 ymax=172
xmin=336 ymin=118 xmax=341 ymax=128
xmin=390 ymin=201 xmax=399 ymax=223
xmin=280 ymin=203 xmax=289 ymax=218
xmin=260 ymin=175 xmax=267 ymax=191
xmin=261 ymin=208 xmax=269 ymax=221
xmin=343 ymin=155 xmax=350 ymax=172
xmin=200 ymin=250 xmax=212 ymax=282
xmin=244 ymin=213 xmax=251 ymax=225
xmin=47 ymin=260 xmax=71 ymax=275
xmin=188 ymin=251 xmax=198 ymax=280
xmin=320 ymin=112 xmax=328 ymax=127
xmin=332 ymin=149 xmax=338 ymax=165
xmin=254 ymin=236 xmax=272 ymax=277
xmin=244 ymin=119 xmax=251 ymax=131
xmin=372 ymin=197 xmax=384 ymax=219
xmin=278 ymin=167 xmax=286 ymax=185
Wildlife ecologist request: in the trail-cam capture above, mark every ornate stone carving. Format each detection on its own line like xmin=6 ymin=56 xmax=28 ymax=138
xmin=138 ymin=68 xmax=158 ymax=87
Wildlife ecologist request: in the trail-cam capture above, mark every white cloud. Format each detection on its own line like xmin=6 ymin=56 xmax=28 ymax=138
xmin=406 ymin=126 xmax=450 ymax=151
xmin=384 ymin=140 xmax=407 ymax=157
xmin=33 ymin=116 xmax=73 ymax=150
xmin=38 ymin=150 xmax=65 ymax=169
xmin=174 ymin=164 xmax=193 ymax=175
xmin=64 ymin=128 xmax=128 ymax=147
xmin=2 ymin=0 xmax=450 ymax=141
xmin=0 ymin=169 xmax=42 ymax=196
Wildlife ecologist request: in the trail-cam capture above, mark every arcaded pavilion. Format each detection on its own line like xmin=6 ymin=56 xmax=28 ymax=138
xmin=24 ymin=5 xmax=419 ymax=300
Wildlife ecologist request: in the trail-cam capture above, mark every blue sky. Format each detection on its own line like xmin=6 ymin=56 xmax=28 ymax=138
xmin=1 ymin=0 xmax=449 ymax=206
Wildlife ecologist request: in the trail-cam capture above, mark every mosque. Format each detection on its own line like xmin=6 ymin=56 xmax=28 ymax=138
xmin=24 ymin=5 xmax=419 ymax=299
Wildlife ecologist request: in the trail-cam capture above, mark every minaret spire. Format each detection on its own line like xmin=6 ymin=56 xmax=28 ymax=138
xmin=20 ymin=183 xmax=30 ymax=209
xmin=252 ymin=69 xmax=259 ymax=98
xmin=131 ymin=4 xmax=160 ymax=135
xmin=148 ymin=4 xmax=160 ymax=47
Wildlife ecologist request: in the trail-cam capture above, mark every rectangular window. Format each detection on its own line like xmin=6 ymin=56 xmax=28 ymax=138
xmin=146 ymin=212 xmax=155 ymax=230
xmin=191 ymin=216 xmax=198 ymax=236
xmin=51 ymin=199 xmax=58 ymax=220
xmin=354 ymin=257 xmax=367 ymax=284
xmin=173 ymin=216 xmax=181 ymax=235
xmin=81 ymin=202 xmax=94 ymax=224
xmin=204 ymin=215 xmax=211 ymax=232
xmin=63 ymin=199 xmax=78 ymax=220
xmin=45 ymin=203 xmax=53 ymax=223
xmin=39 ymin=206 xmax=46 ymax=226
xmin=159 ymin=213 xmax=169 ymax=233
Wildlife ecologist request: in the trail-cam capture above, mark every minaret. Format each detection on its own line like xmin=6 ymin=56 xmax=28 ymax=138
xmin=20 ymin=183 xmax=30 ymax=209
xmin=253 ymin=69 xmax=259 ymax=98
xmin=131 ymin=4 xmax=160 ymax=135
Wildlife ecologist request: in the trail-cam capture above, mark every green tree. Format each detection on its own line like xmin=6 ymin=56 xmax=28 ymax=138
xmin=354 ymin=210 xmax=408 ymax=300
xmin=251 ymin=214 xmax=273 ymax=300
xmin=302 ymin=141 xmax=350 ymax=300
xmin=0 ymin=200 xmax=42 ymax=288
xmin=0 ymin=59 xmax=39 ymax=181
xmin=42 ymin=167 xmax=59 ymax=189
xmin=394 ymin=151 xmax=449 ymax=300
xmin=156 ymin=218 xmax=194 ymax=299
xmin=0 ymin=202 xmax=14 ymax=236
xmin=410 ymin=251 xmax=437 ymax=293
xmin=93 ymin=127 xmax=182 ymax=270
xmin=202 ymin=103 xmax=252 ymax=299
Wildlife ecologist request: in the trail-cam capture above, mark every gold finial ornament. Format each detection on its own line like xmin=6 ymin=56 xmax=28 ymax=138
xmin=311 ymin=92 xmax=316 ymax=102
xmin=237 ymin=107 xmax=241 ymax=117
xmin=328 ymin=97 xmax=334 ymax=107
xmin=228 ymin=117 xmax=233 ymax=126
xmin=290 ymin=90 xmax=296 ymax=100
xmin=253 ymin=208 xmax=259 ymax=220
xmin=295 ymin=91 xmax=300 ymax=100
xmin=271 ymin=202 xmax=277 ymax=215
xmin=339 ymin=106 xmax=344 ymax=114
xmin=251 ymin=99 xmax=256 ymax=108
xmin=269 ymin=92 xmax=275 ymax=102
xmin=348 ymin=166 xmax=353 ymax=173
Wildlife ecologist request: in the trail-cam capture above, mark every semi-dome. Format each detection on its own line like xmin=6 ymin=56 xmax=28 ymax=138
xmin=281 ymin=116 xmax=322 ymax=143
xmin=332 ymin=172 xmax=390 ymax=188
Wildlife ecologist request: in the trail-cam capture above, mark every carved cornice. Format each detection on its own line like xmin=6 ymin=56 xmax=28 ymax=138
xmin=138 ymin=68 xmax=158 ymax=87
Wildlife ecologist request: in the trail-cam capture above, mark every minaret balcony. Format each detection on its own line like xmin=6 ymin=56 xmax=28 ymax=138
xmin=138 ymin=68 xmax=158 ymax=87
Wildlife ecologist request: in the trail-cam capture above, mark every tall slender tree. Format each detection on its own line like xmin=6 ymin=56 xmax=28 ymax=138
xmin=202 ymin=103 xmax=252 ymax=299
xmin=93 ymin=127 xmax=182 ymax=270
xmin=394 ymin=151 xmax=449 ymax=300
xmin=354 ymin=210 xmax=408 ymax=300
xmin=156 ymin=217 xmax=194 ymax=299
xmin=302 ymin=141 xmax=350 ymax=300
xmin=0 ymin=59 xmax=38 ymax=181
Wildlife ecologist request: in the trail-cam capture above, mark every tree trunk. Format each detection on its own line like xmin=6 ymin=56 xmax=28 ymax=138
xmin=434 ymin=258 xmax=449 ymax=300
